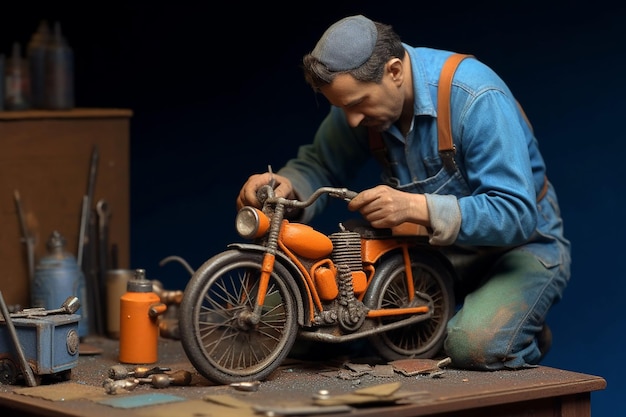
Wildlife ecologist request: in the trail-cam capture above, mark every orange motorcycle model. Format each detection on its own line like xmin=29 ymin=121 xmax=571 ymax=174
xmin=179 ymin=184 xmax=456 ymax=385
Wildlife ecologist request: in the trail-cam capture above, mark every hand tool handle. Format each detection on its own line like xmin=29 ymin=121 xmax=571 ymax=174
xmin=0 ymin=291 xmax=38 ymax=386
xmin=168 ymin=370 xmax=192 ymax=386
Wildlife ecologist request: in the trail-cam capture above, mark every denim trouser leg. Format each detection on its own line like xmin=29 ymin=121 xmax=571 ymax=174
xmin=444 ymin=249 xmax=568 ymax=370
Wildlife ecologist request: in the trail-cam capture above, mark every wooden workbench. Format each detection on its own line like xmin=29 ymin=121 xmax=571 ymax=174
xmin=0 ymin=336 xmax=606 ymax=417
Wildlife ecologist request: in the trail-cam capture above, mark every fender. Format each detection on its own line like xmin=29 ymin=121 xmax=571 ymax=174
xmin=364 ymin=243 xmax=457 ymax=300
xmin=227 ymin=243 xmax=310 ymax=326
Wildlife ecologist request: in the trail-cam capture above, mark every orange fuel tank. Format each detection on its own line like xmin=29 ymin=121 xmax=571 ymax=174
xmin=281 ymin=222 xmax=333 ymax=259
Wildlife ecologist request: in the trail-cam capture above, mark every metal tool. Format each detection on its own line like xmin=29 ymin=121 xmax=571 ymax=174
xmin=94 ymin=198 xmax=110 ymax=334
xmin=78 ymin=145 xmax=99 ymax=268
xmin=108 ymin=364 xmax=171 ymax=380
xmin=10 ymin=296 xmax=80 ymax=318
xmin=13 ymin=190 xmax=36 ymax=290
xmin=0 ymin=291 xmax=38 ymax=387
xmin=102 ymin=377 xmax=139 ymax=394
xmin=229 ymin=380 xmax=261 ymax=392
xmin=135 ymin=370 xmax=192 ymax=388
xmin=96 ymin=199 xmax=111 ymax=274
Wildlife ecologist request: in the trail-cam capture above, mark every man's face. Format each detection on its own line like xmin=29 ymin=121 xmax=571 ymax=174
xmin=320 ymin=71 xmax=404 ymax=132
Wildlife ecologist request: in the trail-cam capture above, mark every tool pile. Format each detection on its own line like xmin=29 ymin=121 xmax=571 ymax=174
xmin=102 ymin=365 xmax=192 ymax=395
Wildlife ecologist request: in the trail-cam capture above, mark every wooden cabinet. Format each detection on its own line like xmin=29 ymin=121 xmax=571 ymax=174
xmin=0 ymin=108 xmax=132 ymax=308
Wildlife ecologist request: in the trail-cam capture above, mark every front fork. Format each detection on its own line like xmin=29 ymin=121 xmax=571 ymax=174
xmin=248 ymin=203 xmax=285 ymax=325
xmin=245 ymin=252 xmax=276 ymax=325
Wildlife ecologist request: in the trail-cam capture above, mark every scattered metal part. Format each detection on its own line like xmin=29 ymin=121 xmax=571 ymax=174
xmin=229 ymin=380 xmax=261 ymax=392
xmin=154 ymin=286 xmax=184 ymax=305
xmin=102 ymin=377 xmax=139 ymax=395
xmin=354 ymin=381 xmax=403 ymax=397
xmin=135 ymin=370 xmax=192 ymax=388
xmin=437 ymin=357 xmax=452 ymax=367
xmin=389 ymin=357 xmax=452 ymax=377
xmin=158 ymin=317 xmax=180 ymax=340
xmin=330 ymin=361 xmax=394 ymax=379
xmin=312 ymin=389 xmax=330 ymax=400
xmin=151 ymin=279 xmax=185 ymax=340
xmin=371 ymin=364 xmax=395 ymax=377
xmin=344 ymin=362 xmax=372 ymax=374
xmin=337 ymin=368 xmax=360 ymax=380
xmin=253 ymin=404 xmax=354 ymax=416
xmin=313 ymin=381 xmax=412 ymax=406
xmin=108 ymin=364 xmax=172 ymax=380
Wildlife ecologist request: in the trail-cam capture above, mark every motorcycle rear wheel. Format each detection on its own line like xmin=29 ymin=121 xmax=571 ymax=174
xmin=179 ymin=249 xmax=298 ymax=384
xmin=363 ymin=251 xmax=455 ymax=360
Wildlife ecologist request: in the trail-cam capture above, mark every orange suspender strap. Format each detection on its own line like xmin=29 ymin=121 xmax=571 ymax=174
xmin=369 ymin=53 xmax=472 ymax=173
xmin=437 ymin=53 xmax=473 ymax=171
xmin=370 ymin=53 xmax=548 ymax=201
xmin=436 ymin=53 xmax=548 ymax=201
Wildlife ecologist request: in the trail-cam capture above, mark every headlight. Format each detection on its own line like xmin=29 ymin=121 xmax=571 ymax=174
xmin=235 ymin=207 xmax=269 ymax=239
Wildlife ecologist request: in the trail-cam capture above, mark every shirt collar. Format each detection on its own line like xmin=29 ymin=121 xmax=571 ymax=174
xmin=403 ymin=44 xmax=437 ymax=118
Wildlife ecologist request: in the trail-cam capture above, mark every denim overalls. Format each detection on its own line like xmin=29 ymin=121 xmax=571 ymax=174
xmin=280 ymin=47 xmax=571 ymax=369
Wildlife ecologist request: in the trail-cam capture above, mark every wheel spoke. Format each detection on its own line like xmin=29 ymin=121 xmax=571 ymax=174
xmin=178 ymin=251 xmax=299 ymax=384
xmin=367 ymin=253 xmax=454 ymax=360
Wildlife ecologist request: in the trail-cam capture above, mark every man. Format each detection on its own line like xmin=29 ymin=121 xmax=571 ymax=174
xmin=236 ymin=15 xmax=570 ymax=370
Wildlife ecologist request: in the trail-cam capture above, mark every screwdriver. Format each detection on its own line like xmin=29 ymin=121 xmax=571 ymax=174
xmin=108 ymin=364 xmax=171 ymax=380
xmin=135 ymin=370 xmax=192 ymax=388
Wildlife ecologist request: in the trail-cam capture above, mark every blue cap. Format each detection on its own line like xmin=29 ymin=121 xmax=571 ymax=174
xmin=311 ymin=15 xmax=377 ymax=71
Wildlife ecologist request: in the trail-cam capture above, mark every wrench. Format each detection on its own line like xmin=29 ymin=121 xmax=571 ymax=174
xmin=11 ymin=296 xmax=80 ymax=318
xmin=95 ymin=199 xmax=111 ymax=335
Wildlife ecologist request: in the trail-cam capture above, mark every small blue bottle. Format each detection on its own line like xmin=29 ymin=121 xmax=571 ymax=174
xmin=4 ymin=42 xmax=30 ymax=110
xmin=32 ymin=231 xmax=89 ymax=338
xmin=44 ymin=21 xmax=74 ymax=110
xmin=27 ymin=20 xmax=50 ymax=109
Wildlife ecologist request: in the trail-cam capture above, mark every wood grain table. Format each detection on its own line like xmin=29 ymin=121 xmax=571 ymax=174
xmin=0 ymin=336 xmax=607 ymax=417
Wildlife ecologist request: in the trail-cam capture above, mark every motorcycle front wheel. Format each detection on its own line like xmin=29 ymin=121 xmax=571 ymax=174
xmin=179 ymin=249 xmax=298 ymax=384
xmin=363 ymin=251 xmax=455 ymax=360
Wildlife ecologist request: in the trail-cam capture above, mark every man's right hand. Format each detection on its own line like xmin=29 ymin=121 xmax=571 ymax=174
xmin=236 ymin=172 xmax=294 ymax=210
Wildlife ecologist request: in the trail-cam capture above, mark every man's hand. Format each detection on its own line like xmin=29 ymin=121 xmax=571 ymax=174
xmin=347 ymin=185 xmax=430 ymax=229
xmin=236 ymin=172 xmax=295 ymax=210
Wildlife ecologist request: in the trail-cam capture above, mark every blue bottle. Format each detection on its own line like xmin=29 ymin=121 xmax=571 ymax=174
xmin=4 ymin=42 xmax=30 ymax=110
xmin=27 ymin=20 xmax=50 ymax=109
xmin=44 ymin=21 xmax=74 ymax=110
xmin=32 ymin=231 xmax=89 ymax=338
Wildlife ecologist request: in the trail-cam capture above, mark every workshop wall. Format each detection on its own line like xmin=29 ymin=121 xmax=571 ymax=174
xmin=1 ymin=2 xmax=623 ymax=416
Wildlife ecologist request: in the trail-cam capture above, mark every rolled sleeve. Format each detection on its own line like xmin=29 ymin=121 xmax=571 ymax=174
xmin=425 ymin=193 xmax=461 ymax=246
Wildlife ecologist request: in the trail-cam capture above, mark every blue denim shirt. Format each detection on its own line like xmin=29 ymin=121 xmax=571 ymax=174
xmin=279 ymin=46 xmax=570 ymax=269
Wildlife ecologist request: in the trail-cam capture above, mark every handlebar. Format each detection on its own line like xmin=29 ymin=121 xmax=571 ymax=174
xmin=259 ymin=186 xmax=358 ymax=209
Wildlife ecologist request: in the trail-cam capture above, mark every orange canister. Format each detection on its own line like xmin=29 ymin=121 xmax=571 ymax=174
xmin=118 ymin=269 xmax=166 ymax=364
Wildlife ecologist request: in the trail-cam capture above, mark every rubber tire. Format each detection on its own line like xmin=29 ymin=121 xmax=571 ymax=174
xmin=363 ymin=251 xmax=455 ymax=360
xmin=179 ymin=249 xmax=298 ymax=384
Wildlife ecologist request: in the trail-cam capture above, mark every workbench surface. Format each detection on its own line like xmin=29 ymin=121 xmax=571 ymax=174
xmin=0 ymin=335 xmax=606 ymax=417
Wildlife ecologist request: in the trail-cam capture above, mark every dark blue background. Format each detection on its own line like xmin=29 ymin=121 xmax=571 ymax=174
xmin=2 ymin=2 xmax=623 ymax=415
